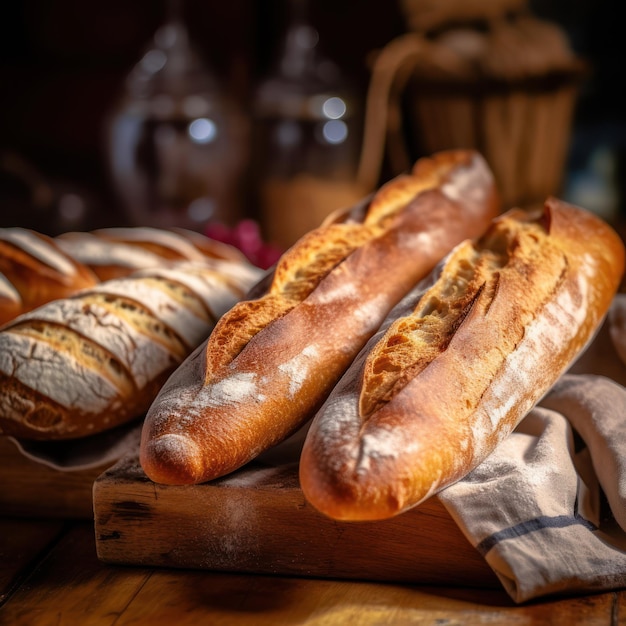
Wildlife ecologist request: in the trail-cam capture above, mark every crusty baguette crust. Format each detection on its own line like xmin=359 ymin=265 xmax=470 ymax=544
xmin=56 ymin=226 xmax=248 ymax=281
xmin=140 ymin=149 xmax=501 ymax=485
xmin=299 ymin=198 xmax=625 ymax=521
xmin=0 ymin=260 xmax=262 ymax=440
xmin=0 ymin=228 xmax=99 ymax=326
xmin=0 ymin=226 xmax=247 ymax=327
xmin=55 ymin=232 xmax=168 ymax=281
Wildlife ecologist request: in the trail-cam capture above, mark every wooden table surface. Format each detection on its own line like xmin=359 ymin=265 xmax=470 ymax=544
xmin=0 ymin=515 xmax=623 ymax=626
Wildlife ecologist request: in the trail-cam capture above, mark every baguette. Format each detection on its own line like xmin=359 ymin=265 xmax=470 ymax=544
xmin=140 ymin=149 xmax=501 ymax=485
xmin=299 ymin=198 xmax=625 ymax=521
xmin=56 ymin=226 xmax=248 ymax=281
xmin=0 ymin=228 xmax=98 ymax=326
xmin=0 ymin=259 xmax=262 ymax=440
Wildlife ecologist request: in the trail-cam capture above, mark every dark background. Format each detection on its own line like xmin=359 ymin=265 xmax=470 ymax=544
xmin=0 ymin=0 xmax=624 ymax=233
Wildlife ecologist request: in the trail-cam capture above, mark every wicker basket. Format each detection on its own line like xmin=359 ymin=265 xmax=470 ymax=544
xmin=358 ymin=4 xmax=587 ymax=210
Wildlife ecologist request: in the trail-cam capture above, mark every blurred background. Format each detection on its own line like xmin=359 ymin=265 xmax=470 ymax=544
xmin=0 ymin=0 xmax=624 ymax=253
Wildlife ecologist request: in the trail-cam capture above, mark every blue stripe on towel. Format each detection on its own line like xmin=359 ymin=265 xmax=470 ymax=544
xmin=475 ymin=514 xmax=598 ymax=557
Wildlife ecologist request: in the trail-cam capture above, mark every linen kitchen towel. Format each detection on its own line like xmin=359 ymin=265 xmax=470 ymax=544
xmin=439 ymin=373 xmax=626 ymax=603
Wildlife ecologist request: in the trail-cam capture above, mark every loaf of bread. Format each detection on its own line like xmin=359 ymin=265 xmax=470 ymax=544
xmin=299 ymin=197 xmax=625 ymax=521
xmin=139 ymin=149 xmax=501 ymax=485
xmin=56 ymin=226 xmax=248 ymax=281
xmin=0 ymin=228 xmax=99 ymax=326
xmin=0 ymin=258 xmax=262 ymax=440
xmin=0 ymin=225 xmax=249 ymax=328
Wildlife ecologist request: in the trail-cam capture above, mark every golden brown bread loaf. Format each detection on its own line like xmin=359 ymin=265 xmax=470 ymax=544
xmin=139 ymin=149 xmax=501 ymax=485
xmin=0 ymin=226 xmax=249 ymax=328
xmin=0 ymin=228 xmax=99 ymax=326
xmin=0 ymin=259 xmax=262 ymax=440
xmin=298 ymin=198 xmax=625 ymax=521
xmin=56 ymin=226 xmax=248 ymax=281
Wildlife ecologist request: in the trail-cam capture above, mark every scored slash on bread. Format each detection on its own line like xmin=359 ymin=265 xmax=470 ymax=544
xmin=298 ymin=198 xmax=625 ymax=521
xmin=139 ymin=149 xmax=501 ymax=486
xmin=358 ymin=208 xmax=561 ymax=418
xmin=204 ymin=168 xmax=454 ymax=381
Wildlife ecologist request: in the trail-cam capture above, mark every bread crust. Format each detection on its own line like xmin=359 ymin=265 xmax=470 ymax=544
xmin=0 ymin=226 xmax=246 ymax=327
xmin=298 ymin=198 xmax=625 ymax=521
xmin=56 ymin=226 xmax=248 ymax=282
xmin=0 ymin=228 xmax=98 ymax=326
xmin=140 ymin=149 xmax=501 ymax=485
xmin=0 ymin=260 xmax=262 ymax=440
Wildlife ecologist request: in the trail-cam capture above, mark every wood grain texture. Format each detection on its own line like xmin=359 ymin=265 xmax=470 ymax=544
xmin=0 ymin=521 xmax=622 ymax=625
xmin=0 ymin=522 xmax=152 ymax=625
xmin=93 ymin=453 xmax=500 ymax=588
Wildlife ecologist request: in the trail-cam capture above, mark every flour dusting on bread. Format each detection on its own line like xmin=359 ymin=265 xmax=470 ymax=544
xmin=278 ymin=345 xmax=319 ymax=397
xmin=202 ymin=372 xmax=264 ymax=408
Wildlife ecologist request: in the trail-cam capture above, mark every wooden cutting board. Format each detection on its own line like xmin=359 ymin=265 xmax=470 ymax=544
xmin=93 ymin=453 xmax=500 ymax=588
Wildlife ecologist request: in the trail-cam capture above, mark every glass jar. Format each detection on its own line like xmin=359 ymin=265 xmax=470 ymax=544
xmin=106 ymin=5 xmax=248 ymax=231
xmin=250 ymin=0 xmax=365 ymax=249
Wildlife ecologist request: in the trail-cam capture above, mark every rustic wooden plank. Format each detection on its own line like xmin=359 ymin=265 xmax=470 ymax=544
xmin=0 ymin=518 xmax=65 ymax=604
xmin=0 ymin=437 xmax=109 ymax=519
xmin=0 ymin=522 xmax=152 ymax=625
xmin=0 ymin=520 xmax=618 ymax=625
xmin=94 ymin=453 xmax=500 ymax=587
